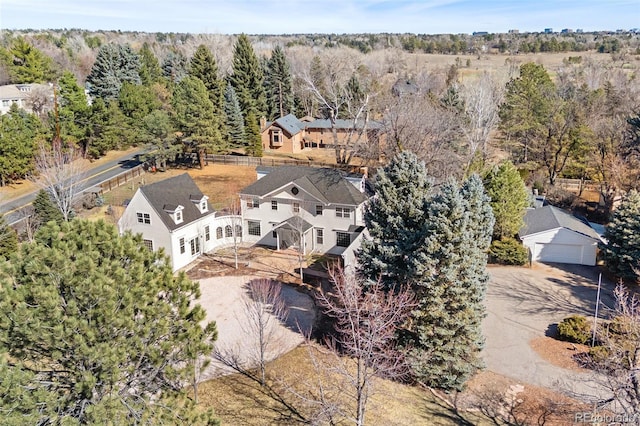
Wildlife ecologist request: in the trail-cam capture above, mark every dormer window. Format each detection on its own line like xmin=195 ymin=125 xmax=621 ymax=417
xmin=190 ymin=194 xmax=209 ymax=214
xmin=164 ymin=205 xmax=184 ymax=225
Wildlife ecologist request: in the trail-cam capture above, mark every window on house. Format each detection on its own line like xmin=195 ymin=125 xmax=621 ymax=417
xmin=272 ymin=230 xmax=277 ymax=238
xmin=248 ymin=198 xmax=259 ymax=208
xmin=143 ymin=239 xmax=153 ymax=251
xmin=271 ymin=200 xmax=278 ymax=210
xmin=336 ymin=207 xmax=351 ymax=218
xmin=235 ymin=225 xmax=242 ymax=237
xmin=293 ymin=202 xmax=300 ymax=213
xmin=248 ymin=221 xmax=261 ymax=236
xmin=216 ymin=227 xmax=223 ymax=239
xmin=225 ymin=225 xmax=232 ymax=237
xmin=175 ymin=210 xmax=183 ymax=223
xmin=316 ymin=228 xmax=324 ymax=245
xmin=205 ymin=225 xmax=210 ymax=241
xmin=200 ymin=200 xmax=208 ymax=212
xmin=336 ymin=232 xmax=350 ymax=247
xmin=190 ymin=237 xmax=200 ymax=255
xmin=137 ymin=212 xmax=151 ymax=224
xmin=1 ymin=100 xmax=9 ymax=107
xmin=316 ymin=205 xmax=323 ymax=216
xmin=179 ymin=237 xmax=185 ymax=254
xmin=271 ymin=130 xmax=281 ymax=144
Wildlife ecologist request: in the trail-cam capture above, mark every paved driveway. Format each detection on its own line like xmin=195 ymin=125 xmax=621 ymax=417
xmin=196 ymin=275 xmax=316 ymax=379
xmin=484 ymin=263 xmax=616 ymax=401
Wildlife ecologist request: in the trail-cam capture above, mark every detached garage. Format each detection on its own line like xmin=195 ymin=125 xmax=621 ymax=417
xmin=519 ymin=206 xmax=603 ymax=266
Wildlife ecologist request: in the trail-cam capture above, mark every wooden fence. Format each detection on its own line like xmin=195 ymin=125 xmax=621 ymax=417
xmin=205 ymin=154 xmax=367 ymax=174
xmin=99 ymin=165 xmax=145 ymax=194
xmin=554 ymin=178 xmax=601 ymax=193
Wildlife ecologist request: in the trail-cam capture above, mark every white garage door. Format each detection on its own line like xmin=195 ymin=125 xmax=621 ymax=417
xmin=534 ymin=243 xmax=583 ymax=264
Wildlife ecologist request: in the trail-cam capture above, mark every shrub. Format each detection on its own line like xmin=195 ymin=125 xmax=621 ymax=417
xmin=588 ymin=345 xmax=609 ymax=364
xmin=489 ymin=237 xmax=528 ymax=265
xmin=557 ymin=315 xmax=591 ymax=344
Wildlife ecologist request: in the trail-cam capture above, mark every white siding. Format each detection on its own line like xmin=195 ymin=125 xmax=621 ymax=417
xmin=521 ymin=228 xmax=599 ymax=266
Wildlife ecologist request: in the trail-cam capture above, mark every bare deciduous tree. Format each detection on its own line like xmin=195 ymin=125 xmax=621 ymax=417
xmin=299 ymin=49 xmax=373 ymax=165
xmin=590 ymin=283 xmax=640 ymax=415
xmin=32 ymin=142 xmax=87 ymax=221
xmin=382 ymin=92 xmax=464 ymax=181
xmin=460 ymin=73 xmax=503 ymax=168
xmin=214 ymin=278 xmax=289 ymax=387
xmin=295 ymin=265 xmax=415 ymax=426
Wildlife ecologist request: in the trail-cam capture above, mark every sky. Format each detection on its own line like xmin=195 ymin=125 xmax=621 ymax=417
xmin=1 ymin=0 xmax=638 ymax=35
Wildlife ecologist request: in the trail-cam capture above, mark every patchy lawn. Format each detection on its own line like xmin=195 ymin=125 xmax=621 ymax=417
xmin=79 ymin=164 xmax=257 ymax=222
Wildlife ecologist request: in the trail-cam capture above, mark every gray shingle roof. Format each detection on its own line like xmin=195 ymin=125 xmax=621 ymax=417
xmin=241 ymin=166 xmax=367 ymax=206
xmin=267 ymin=113 xmax=305 ymax=136
xmin=140 ymin=173 xmax=214 ymax=231
xmin=520 ymin=206 xmax=601 ymax=240
xmin=275 ymin=216 xmax=313 ymax=233
xmin=304 ymin=118 xmax=382 ymax=130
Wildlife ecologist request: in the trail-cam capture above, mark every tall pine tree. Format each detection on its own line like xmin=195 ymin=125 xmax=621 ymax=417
xmin=0 ymin=219 xmax=218 ymax=424
xmin=228 ymin=34 xmax=267 ymax=123
xmin=0 ymin=214 xmax=18 ymax=259
xmin=224 ymin=83 xmax=245 ymax=148
xmin=484 ymin=161 xmax=529 ymax=240
xmin=601 ymin=190 xmax=640 ymax=282
xmin=138 ymin=42 xmax=163 ymax=86
xmin=172 ymin=76 xmax=225 ymax=168
xmin=264 ymin=45 xmax=294 ymax=120
xmin=189 ymin=45 xmax=227 ymax=145
xmin=86 ymin=43 xmax=141 ymax=100
xmin=244 ymin=111 xmax=263 ymax=157
xmin=407 ymin=176 xmax=493 ymax=390
xmin=358 ymin=151 xmax=431 ymax=291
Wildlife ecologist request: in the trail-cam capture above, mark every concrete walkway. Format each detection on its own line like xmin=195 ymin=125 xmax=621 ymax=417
xmin=483 ymin=264 xmax=615 ymax=403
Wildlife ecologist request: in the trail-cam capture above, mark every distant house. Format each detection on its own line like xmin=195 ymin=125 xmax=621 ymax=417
xmin=0 ymin=83 xmax=53 ymax=115
xmin=118 ymin=174 xmax=241 ymax=271
xmin=519 ymin=205 xmax=602 ymax=266
xmin=260 ymin=113 xmax=383 ymax=155
xmin=239 ymin=166 xmax=368 ymax=268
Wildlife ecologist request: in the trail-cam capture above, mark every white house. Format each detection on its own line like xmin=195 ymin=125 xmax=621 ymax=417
xmin=239 ymin=166 xmax=368 ymax=268
xmin=118 ymin=173 xmax=241 ymax=271
xmin=519 ymin=205 xmax=603 ymax=266
xmin=0 ymin=83 xmax=53 ymax=115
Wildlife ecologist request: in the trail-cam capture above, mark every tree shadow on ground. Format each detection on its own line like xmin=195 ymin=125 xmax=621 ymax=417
xmin=488 ymin=264 xmax=616 ymax=319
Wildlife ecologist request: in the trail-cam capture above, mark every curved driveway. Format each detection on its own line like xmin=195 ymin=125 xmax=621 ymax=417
xmin=484 ymin=264 xmax=615 ymax=402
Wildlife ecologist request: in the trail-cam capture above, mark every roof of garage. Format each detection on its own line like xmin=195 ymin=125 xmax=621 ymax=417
xmin=520 ymin=206 xmax=601 ymax=241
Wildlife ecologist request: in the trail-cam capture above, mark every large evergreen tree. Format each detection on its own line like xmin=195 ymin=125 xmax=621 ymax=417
xmin=483 ymin=160 xmax=529 ymax=240
xmin=228 ymin=34 xmax=267 ymax=122
xmin=358 ymin=151 xmax=432 ymax=291
xmin=264 ymin=45 xmax=294 ymax=120
xmin=601 ymin=190 xmax=640 ymax=282
xmin=57 ymin=70 xmax=90 ymax=146
xmin=0 ymin=36 xmax=55 ymax=83
xmin=86 ymin=43 xmax=141 ymax=100
xmin=224 ymin=83 xmax=246 ymax=148
xmin=162 ymin=50 xmax=188 ymax=84
xmin=407 ymin=176 xmax=493 ymax=390
xmin=0 ymin=220 xmax=218 ymax=424
xmin=0 ymin=104 xmax=40 ymax=186
xmin=32 ymin=189 xmax=64 ymax=225
xmin=244 ymin=111 xmax=263 ymax=157
xmin=172 ymin=76 xmax=225 ymax=168
xmin=138 ymin=42 xmax=163 ymax=86
xmin=0 ymin=214 xmax=17 ymax=259
xmin=188 ymin=45 xmax=227 ymax=147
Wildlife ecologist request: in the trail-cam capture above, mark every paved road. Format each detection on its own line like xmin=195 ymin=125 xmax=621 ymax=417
xmin=484 ymin=263 xmax=615 ymax=403
xmin=0 ymin=148 xmax=146 ymax=223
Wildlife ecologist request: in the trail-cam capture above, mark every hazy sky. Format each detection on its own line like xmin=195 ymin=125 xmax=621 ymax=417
xmin=1 ymin=0 xmax=637 ymax=34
